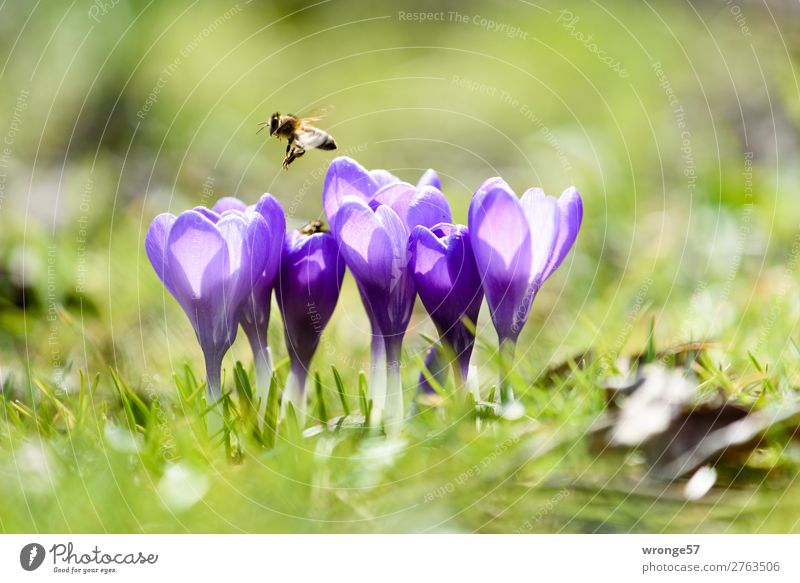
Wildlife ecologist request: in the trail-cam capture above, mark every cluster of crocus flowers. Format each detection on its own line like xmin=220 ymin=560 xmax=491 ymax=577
xmin=145 ymin=194 xmax=343 ymax=426
xmin=323 ymin=157 xmax=451 ymax=432
xmin=145 ymin=155 xmax=583 ymax=435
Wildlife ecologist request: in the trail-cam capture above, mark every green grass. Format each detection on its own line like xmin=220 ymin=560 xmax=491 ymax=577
xmin=1 ymin=327 xmax=799 ymax=533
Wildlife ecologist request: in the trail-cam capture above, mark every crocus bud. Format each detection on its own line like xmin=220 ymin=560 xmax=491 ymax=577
xmin=237 ymin=194 xmax=286 ymax=415
xmin=416 ymin=168 xmax=441 ymax=190
xmin=468 ymin=179 xmax=583 ymax=403
xmin=276 ymin=226 xmax=345 ymax=423
xmin=408 ymin=223 xmax=483 ymax=392
xmin=145 ymin=208 xmax=269 ymax=406
xmin=212 ymin=197 xmax=248 ymax=214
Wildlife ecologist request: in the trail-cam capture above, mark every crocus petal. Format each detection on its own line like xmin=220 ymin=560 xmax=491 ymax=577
xmin=334 ymin=197 xmax=393 ymax=287
xmin=468 ymin=181 xmax=532 ymax=343
xmin=145 ymin=213 xmax=176 ymax=293
xmin=409 ymin=224 xmax=482 ymax=337
xmin=252 ymin=193 xmax=287 ymax=287
xmin=542 ymin=187 xmax=583 ymax=282
xmin=370 ymin=182 xmax=416 ymax=223
xmin=323 ymin=157 xmax=381 ymax=228
xmin=374 ymin=204 xmax=410 ymax=291
xmin=409 ymin=226 xmax=450 ymax=300
xmin=407 ymin=185 xmax=452 ymax=230
xmin=164 ymin=211 xmax=232 ymax=351
xmin=417 ymin=168 xmax=441 ymax=190
xmin=410 ymin=223 xmax=483 ymax=388
xmin=217 ymin=212 xmax=269 ymax=314
xmin=213 ymin=197 xmax=248 ymax=214
xmin=166 ymin=211 xmax=228 ymax=302
xmin=277 ymin=231 xmax=345 ymax=370
xmin=520 ymin=187 xmax=560 ymax=284
xmin=469 ymin=182 xmax=531 ymax=273
xmin=192 ymin=206 xmax=221 ymax=224
xmin=371 ymin=182 xmax=452 ymax=231
xmin=370 ymin=169 xmax=400 ymax=188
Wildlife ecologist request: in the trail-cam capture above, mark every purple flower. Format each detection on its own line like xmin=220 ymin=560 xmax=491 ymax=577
xmin=212 ymin=197 xmax=248 ymax=214
xmin=145 ymin=208 xmax=270 ymax=403
xmin=416 ymin=168 xmax=441 ymax=190
xmin=468 ymin=179 xmax=583 ymax=402
xmin=235 ymin=194 xmax=286 ymax=411
xmin=323 ymin=156 xmax=451 ymax=430
xmin=276 ymin=228 xmax=345 ymax=422
xmin=409 ymin=223 xmax=483 ymax=392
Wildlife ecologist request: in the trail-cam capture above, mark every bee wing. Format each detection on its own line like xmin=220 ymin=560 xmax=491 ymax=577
xmin=300 ymin=105 xmax=335 ymax=124
xmin=296 ymin=126 xmax=335 ymax=150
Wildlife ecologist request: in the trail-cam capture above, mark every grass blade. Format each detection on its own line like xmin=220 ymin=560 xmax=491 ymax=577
xmin=331 ymin=365 xmax=350 ymax=416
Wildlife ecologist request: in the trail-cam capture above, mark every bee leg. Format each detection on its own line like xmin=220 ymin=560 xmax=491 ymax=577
xmin=282 ymin=146 xmax=297 ymax=170
xmin=282 ymin=145 xmax=305 ymax=170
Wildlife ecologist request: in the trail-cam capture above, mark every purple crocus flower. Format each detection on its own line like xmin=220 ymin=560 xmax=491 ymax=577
xmin=408 ymin=223 xmax=483 ymax=393
xmin=213 ymin=197 xmax=248 ymax=214
xmin=468 ymin=179 xmax=583 ymax=402
xmin=416 ymin=168 xmax=441 ymax=190
xmin=236 ymin=194 xmax=286 ymax=414
xmin=145 ymin=208 xmax=269 ymax=405
xmin=275 ymin=226 xmax=345 ymax=423
xmin=323 ymin=156 xmax=451 ymax=431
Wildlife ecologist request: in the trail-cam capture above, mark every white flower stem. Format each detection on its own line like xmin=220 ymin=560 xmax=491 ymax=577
xmin=384 ymin=351 xmax=403 ymax=437
xmin=244 ymin=324 xmax=273 ymax=425
xmin=498 ymin=339 xmax=517 ymax=404
xmin=253 ymin=344 xmax=274 ymax=423
xmin=368 ymin=335 xmax=387 ymax=428
xmin=281 ymin=367 xmax=308 ymax=427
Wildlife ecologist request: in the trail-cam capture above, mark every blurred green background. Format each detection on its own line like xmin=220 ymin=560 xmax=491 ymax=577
xmin=1 ymin=0 xmax=800 ymax=533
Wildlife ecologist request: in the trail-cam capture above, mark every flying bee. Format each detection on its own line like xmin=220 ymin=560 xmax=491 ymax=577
xmin=299 ymin=219 xmax=327 ymax=235
xmin=257 ymin=111 xmax=337 ymax=170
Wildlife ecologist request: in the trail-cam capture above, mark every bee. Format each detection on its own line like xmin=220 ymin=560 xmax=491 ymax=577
xmin=258 ymin=111 xmax=337 ymax=170
xmin=299 ymin=219 xmax=327 ymax=235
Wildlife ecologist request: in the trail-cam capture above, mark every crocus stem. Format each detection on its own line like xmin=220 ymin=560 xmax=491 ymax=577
xmin=368 ymin=334 xmax=387 ymax=428
xmin=384 ymin=339 xmax=404 ymax=436
xmin=204 ymin=351 xmax=224 ymax=436
xmin=244 ymin=324 xmax=273 ymax=422
xmin=281 ymin=365 xmax=308 ymax=426
xmin=498 ymin=339 xmax=517 ymax=404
